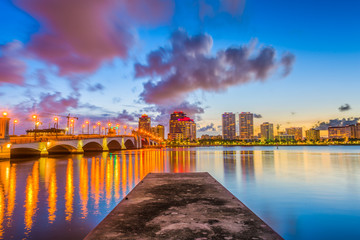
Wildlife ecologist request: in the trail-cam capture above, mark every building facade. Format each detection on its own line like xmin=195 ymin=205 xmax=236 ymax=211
xmin=0 ymin=116 xmax=10 ymax=140
xmin=151 ymin=125 xmax=165 ymax=139
xmin=168 ymin=111 xmax=196 ymax=141
xmin=222 ymin=112 xmax=236 ymax=140
xmin=239 ymin=112 xmax=254 ymax=139
xmin=305 ymin=129 xmax=320 ymax=141
xmin=285 ymin=127 xmax=303 ymax=141
xmin=260 ymin=122 xmax=274 ymax=140
xmin=138 ymin=114 xmax=151 ymax=132
xmin=328 ymin=125 xmax=356 ymax=139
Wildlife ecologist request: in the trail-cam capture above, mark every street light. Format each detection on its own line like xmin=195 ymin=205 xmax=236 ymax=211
xmin=70 ymin=119 xmax=75 ymax=135
xmin=93 ymin=125 xmax=96 ymax=134
xmin=123 ymin=125 xmax=127 ymax=135
xmin=2 ymin=112 xmax=8 ymax=117
xmin=85 ymin=121 xmax=89 ymax=134
xmin=32 ymin=115 xmax=38 ymax=140
xmin=116 ymin=124 xmax=120 ymax=135
xmin=97 ymin=122 xmax=101 ymax=135
xmin=54 ymin=117 xmax=59 ymax=129
xmin=13 ymin=119 xmax=18 ymax=135
xmin=102 ymin=126 xmax=105 ymax=135
xmin=82 ymin=124 xmax=85 ymax=134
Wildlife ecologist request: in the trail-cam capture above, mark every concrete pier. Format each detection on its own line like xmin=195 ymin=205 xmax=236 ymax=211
xmin=85 ymin=173 xmax=282 ymax=240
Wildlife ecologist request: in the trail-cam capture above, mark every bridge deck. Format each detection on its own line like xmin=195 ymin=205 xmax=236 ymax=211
xmin=84 ymin=173 xmax=282 ymax=240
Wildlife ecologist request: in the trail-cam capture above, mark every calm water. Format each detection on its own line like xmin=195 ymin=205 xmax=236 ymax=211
xmin=0 ymin=146 xmax=359 ymax=239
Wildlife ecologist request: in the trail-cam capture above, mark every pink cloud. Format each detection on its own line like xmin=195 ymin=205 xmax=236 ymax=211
xmin=13 ymin=0 xmax=174 ymax=75
xmin=0 ymin=41 xmax=26 ymax=85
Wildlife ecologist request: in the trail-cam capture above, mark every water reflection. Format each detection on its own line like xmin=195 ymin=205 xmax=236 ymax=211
xmin=0 ymin=147 xmax=358 ymax=239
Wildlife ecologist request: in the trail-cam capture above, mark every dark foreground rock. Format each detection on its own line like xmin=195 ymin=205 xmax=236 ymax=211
xmin=84 ymin=173 xmax=283 ymax=240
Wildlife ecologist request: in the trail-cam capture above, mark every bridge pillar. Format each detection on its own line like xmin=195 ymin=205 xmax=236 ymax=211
xmin=0 ymin=140 xmax=11 ymax=159
xmin=102 ymin=138 xmax=109 ymax=152
xmin=74 ymin=140 xmax=84 ymax=154
xmin=39 ymin=142 xmax=49 ymax=157
xmin=121 ymin=138 xmax=126 ymax=150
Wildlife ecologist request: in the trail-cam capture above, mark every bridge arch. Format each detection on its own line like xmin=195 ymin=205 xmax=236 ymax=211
xmin=141 ymin=138 xmax=149 ymax=147
xmin=83 ymin=141 xmax=103 ymax=152
xmin=48 ymin=144 xmax=77 ymax=154
xmin=107 ymin=139 xmax=122 ymax=150
xmin=124 ymin=139 xmax=135 ymax=149
xmin=11 ymin=148 xmax=41 ymax=158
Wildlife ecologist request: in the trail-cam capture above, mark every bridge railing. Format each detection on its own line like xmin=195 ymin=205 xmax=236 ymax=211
xmin=10 ymin=134 xmax=138 ymax=144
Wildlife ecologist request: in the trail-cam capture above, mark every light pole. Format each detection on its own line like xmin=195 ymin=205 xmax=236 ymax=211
xmin=82 ymin=124 xmax=85 ymax=134
xmin=54 ymin=117 xmax=59 ymax=129
xmin=116 ymin=124 xmax=120 ymax=135
xmin=108 ymin=123 xmax=111 ymax=135
xmin=70 ymin=119 xmax=74 ymax=135
xmin=97 ymin=122 xmax=101 ymax=135
xmin=13 ymin=119 xmax=18 ymax=135
xmin=123 ymin=125 xmax=127 ymax=135
xmin=85 ymin=121 xmax=89 ymax=134
xmin=93 ymin=125 xmax=96 ymax=134
xmin=32 ymin=114 xmax=38 ymax=140
xmin=102 ymin=127 xmax=105 ymax=135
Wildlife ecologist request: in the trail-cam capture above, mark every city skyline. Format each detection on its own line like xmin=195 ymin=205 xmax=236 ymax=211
xmin=1 ymin=0 xmax=359 ymax=137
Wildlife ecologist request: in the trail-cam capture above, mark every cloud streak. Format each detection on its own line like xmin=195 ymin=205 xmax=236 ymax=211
xmin=198 ymin=123 xmax=216 ymax=132
xmin=136 ymin=29 xmax=295 ymax=104
xmin=339 ymin=104 xmax=351 ymax=112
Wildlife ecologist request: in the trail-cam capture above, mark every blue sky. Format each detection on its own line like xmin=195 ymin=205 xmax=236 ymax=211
xmin=0 ymin=0 xmax=359 ymax=135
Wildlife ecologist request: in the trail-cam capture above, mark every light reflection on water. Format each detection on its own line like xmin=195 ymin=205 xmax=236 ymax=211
xmin=0 ymin=146 xmax=359 ymax=239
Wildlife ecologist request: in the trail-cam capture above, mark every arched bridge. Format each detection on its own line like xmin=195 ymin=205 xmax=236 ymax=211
xmin=7 ymin=135 xmax=159 ymax=158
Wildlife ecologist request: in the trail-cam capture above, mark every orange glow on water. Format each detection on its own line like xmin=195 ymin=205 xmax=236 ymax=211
xmin=65 ymin=159 xmax=73 ymax=222
xmin=24 ymin=162 xmax=39 ymax=234
xmin=79 ymin=158 xmax=89 ymax=219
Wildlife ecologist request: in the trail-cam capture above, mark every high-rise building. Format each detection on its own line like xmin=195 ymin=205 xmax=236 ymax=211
xmin=305 ymin=129 xmax=320 ymax=141
xmin=285 ymin=127 xmax=303 ymax=141
xmin=222 ymin=112 xmax=236 ymax=140
xmin=169 ymin=111 xmax=196 ymax=141
xmin=138 ymin=114 xmax=151 ymax=132
xmin=239 ymin=112 xmax=254 ymax=139
xmin=328 ymin=125 xmax=356 ymax=139
xmin=260 ymin=122 xmax=274 ymax=140
xmin=151 ymin=125 xmax=165 ymax=139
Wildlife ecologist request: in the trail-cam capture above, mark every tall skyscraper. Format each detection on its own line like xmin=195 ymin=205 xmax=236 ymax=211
xmin=260 ymin=122 xmax=274 ymax=140
xmin=222 ymin=112 xmax=236 ymax=140
xmin=151 ymin=124 xmax=165 ymax=139
xmin=285 ymin=127 xmax=303 ymax=141
xmin=169 ymin=111 xmax=196 ymax=141
xmin=305 ymin=129 xmax=320 ymax=141
xmin=239 ymin=112 xmax=254 ymax=139
xmin=138 ymin=114 xmax=151 ymax=132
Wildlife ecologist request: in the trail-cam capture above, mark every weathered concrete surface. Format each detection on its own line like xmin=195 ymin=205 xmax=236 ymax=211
xmin=84 ymin=173 xmax=283 ymax=240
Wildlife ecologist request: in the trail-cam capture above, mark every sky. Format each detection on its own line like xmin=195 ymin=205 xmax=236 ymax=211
xmin=0 ymin=0 xmax=360 ymax=136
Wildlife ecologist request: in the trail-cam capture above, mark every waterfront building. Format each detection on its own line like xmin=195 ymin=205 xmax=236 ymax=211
xmin=328 ymin=125 xmax=356 ymax=140
xmin=151 ymin=125 xmax=165 ymax=139
xmin=260 ymin=122 xmax=274 ymax=140
xmin=356 ymin=123 xmax=360 ymax=139
xmin=138 ymin=114 xmax=151 ymax=132
xmin=169 ymin=111 xmax=196 ymax=141
xmin=275 ymin=134 xmax=295 ymax=141
xmin=285 ymin=127 xmax=303 ymax=141
xmin=239 ymin=112 xmax=254 ymax=139
xmin=0 ymin=114 xmax=10 ymax=140
xmin=222 ymin=112 xmax=236 ymax=140
xmin=305 ymin=129 xmax=320 ymax=141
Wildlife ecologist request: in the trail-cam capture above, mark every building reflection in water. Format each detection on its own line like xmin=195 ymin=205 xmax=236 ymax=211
xmin=0 ymin=148 xmax=359 ymax=239
xmin=240 ymin=151 xmax=255 ymax=181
